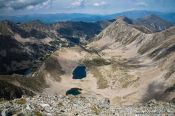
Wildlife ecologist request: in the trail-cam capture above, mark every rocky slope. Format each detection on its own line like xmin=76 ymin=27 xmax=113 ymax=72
xmin=32 ymin=16 xmax=175 ymax=106
xmin=0 ymin=19 xmax=112 ymax=103
xmin=0 ymin=80 xmax=34 ymax=100
xmin=0 ymin=94 xmax=175 ymax=115
xmin=0 ymin=20 xmax=109 ymax=75
xmin=134 ymin=15 xmax=173 ymax=32
xmin=51 ymin=21 xmax=105 ymax=42
xmin=0 ymin=20 xmax=60 ymax=75
xmin=87 ymin=17 xmax=175 ymax=103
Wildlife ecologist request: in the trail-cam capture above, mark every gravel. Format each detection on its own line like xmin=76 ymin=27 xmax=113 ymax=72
xmin=0 ymin=94 xmax=174 ymax=116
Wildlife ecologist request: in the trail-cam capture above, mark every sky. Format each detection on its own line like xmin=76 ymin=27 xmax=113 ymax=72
xmin=0 ymin=0 xmax=175 ymax=15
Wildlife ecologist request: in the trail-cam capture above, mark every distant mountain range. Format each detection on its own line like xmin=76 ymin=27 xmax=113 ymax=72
xmin=0 ymin=10 xmax=175 ymax=23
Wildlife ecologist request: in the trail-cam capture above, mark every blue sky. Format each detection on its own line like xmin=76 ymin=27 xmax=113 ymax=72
xmin=0 ymin=0 xmax=175 ymax=15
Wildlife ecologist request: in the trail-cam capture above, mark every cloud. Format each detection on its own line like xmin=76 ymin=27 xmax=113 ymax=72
xmin=0 ymin=0 xmax=49 ymax=10
xmin=93 ymin=1 xmax=107 ymax=7
xmin=135 ymin=1 xmax=148 ymax=7
xmin=71 ymin=0 xmax=85 ymax=7
xmin=0 ymin=0 xmax=174 ymax=15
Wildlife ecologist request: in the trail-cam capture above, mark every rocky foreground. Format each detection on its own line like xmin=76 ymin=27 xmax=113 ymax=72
xmin=0 ymin=94 xmax=174 ymax=116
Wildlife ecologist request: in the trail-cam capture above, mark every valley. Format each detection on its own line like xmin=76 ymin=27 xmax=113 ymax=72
xmin=0 ymin=14 xmax=175 ymax=115
xmin=38 ymin=16 xmax=175 ymax=104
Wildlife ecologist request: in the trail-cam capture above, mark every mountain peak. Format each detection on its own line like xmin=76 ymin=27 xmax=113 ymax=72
xmin=135 ymin=14 xmax=173 ymax=32
xmin=27 ymin=20 xmax=44 ymax=25
xmin=137 ymin=14 xmax=172 ymax=24
xmin=143 ymin=14 xmax=161 ymax=20
xmin=0 ymin=20 xmax=16 ymax=36
xmin=116 ymin=16 xmax=133 ymax=24
xmin=145 ymin=14 xmax=160 ymax=18
xmin=0 ymin=20 xmax=14 ymax=26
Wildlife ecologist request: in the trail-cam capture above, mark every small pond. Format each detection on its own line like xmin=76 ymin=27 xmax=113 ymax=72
xmin=66 ymin=88 xmax=82 ymax=96
xmin=72 ymin=65 xmax=86 ymax=79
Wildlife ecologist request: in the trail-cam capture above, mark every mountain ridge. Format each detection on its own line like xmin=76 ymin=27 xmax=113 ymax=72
xmin=0 ymin=10 xmax=175 ymax=23
xmin=134 ymin=14 xmax=173 ymax=32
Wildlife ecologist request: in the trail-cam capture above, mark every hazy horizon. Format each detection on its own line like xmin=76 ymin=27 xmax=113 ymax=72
xmin=0 ymin=0 xmax=175 ymax=16
xmin=0 ymin=10 xmax=175 ymax=17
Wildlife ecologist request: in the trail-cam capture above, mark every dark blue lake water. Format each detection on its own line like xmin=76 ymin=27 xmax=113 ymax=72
xmin=72 ymin=65 xmax=86 ymax=79
xmin=66 ymin=88 xmax=82 ymax=96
